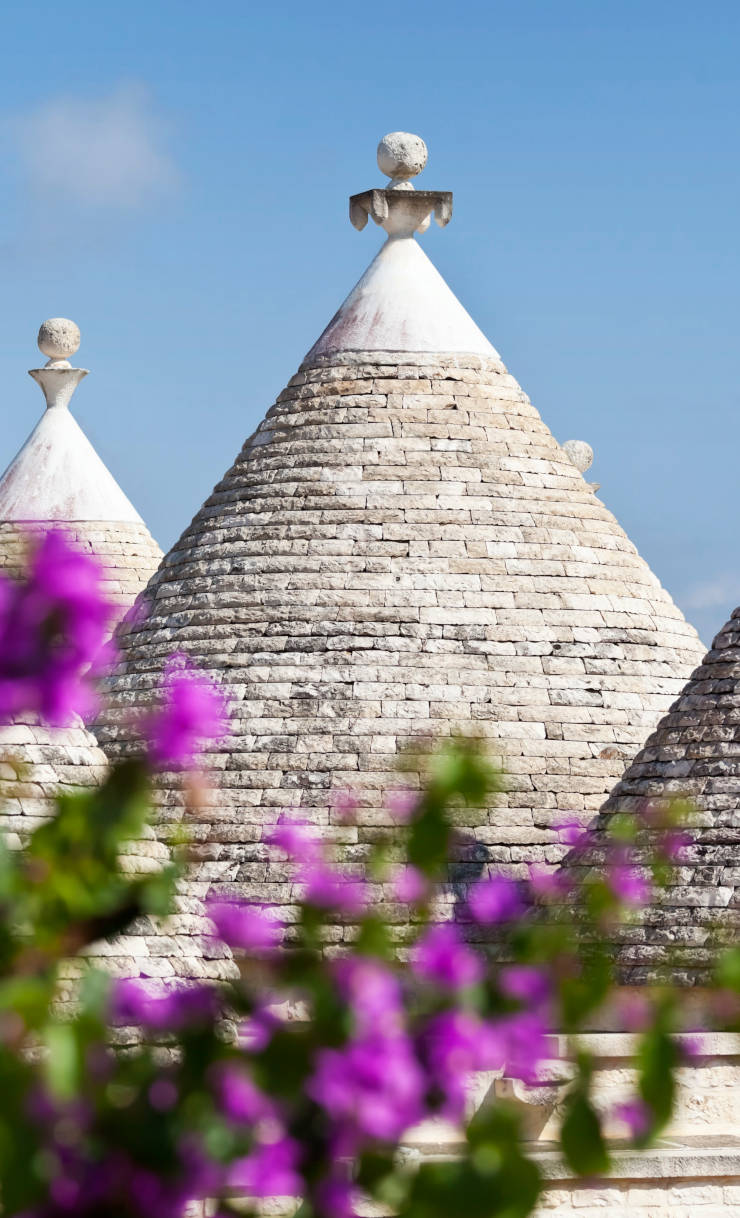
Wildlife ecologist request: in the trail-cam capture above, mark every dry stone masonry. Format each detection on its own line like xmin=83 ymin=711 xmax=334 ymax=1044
xmin=94 ymin=136 xmax=705 ymax=982
xmin=599 ymin=604 xmax=740 ymax=984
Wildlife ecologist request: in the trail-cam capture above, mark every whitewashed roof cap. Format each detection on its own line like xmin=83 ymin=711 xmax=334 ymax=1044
xmin=0 ymin=320 xmax=144 ymax=524
xmin=307 ymin=133 xmax=496 ymax=360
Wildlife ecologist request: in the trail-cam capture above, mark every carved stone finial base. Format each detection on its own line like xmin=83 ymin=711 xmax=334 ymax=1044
xmin=349 ymin=189 xmax=452 ymax=238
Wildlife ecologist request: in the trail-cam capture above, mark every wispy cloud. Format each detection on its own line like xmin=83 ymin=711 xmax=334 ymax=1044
xmin=6 ymin=84 xmax=180 ymax=210
xmin=682 ymin=573 xmax=740 ymax=612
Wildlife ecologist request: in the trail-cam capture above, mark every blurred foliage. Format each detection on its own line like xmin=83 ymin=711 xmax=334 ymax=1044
xmin=0 ymin=736 xmax=725 ymax=1218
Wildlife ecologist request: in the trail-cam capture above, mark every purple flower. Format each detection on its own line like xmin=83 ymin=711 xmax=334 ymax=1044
xmin=613 ymin=1098 xmax=652 ymax=1138
xmin=334 ymin=957 xmax=404 ymax=1036
xmin=411 ymin=922 xmax=483 ymax=990
xmin=229 ymin=1133 xmax=302 ymax=1198
xmin=50 ymin=1174 xmax=82 ymax=1209
xmin=240 ymin=1002 xmax=281 ymax=1051
xmin=144 ymin=653 xmax=228 ymax=768
xmin=422 ymin=1011 xmax=505 ymax=1119
xmin=498 ymin=1011 xmax=549 ymax=1084
xmin=315 ymin=1176 xmax=358 ymax=1218
xmin=267 ymin=814 xmax=367 ymax=912
xmin=266 ymin=815 xmax=322 ymax=863
xmin=680 ymin=1033 xmax=703 ymax=1060
xmin=309 ymin=1033 xmax=425 ymax=1143
xmin=468 ymin=874 xmax=524 ymax=924
xmin=660 ymin=829 xmax=693 ymax=862
xmin=0 ymin=529 xmax=114 ymax=727
xmin=499 ymin=965 xmax=550 ymax=1007
xmin=111 ymin=979 xmax=173 ymax=1030
xmin=43 ymin=1146 xmax=214 ymax=1218
xmin=301 ymin=860 xmax=368 ymax=914
xmin=207 ymin=899 xmax=281 ymax=952
xmin=212 ymin=1064 xmax=274 ymax=1123
xmin=111 ymin=979 xmax=217 ymax=1031
xmin=392 ymin=864 xmax=428 ymax=905
xmin=608 ymin=863 xmax=650 ymax=907
xmin=554 ymin=818 xmax=591 ymax=849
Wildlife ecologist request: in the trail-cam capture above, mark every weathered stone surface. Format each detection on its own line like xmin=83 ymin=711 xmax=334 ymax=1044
xmin=93 ymin=343 xmax=704 ymax=980
xmin=599 ymin=606 xmax=740 ymax=983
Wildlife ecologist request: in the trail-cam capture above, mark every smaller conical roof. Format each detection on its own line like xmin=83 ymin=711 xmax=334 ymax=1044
xmin=599 ymin=609 xmax=740 ymax=984
xmin=0 ymin=319 xmax=163 ymax=850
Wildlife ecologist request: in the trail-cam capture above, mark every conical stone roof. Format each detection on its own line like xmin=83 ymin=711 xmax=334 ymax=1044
xmin=95 ymin=135 xmax=705 ymax=981
xmin=0 ymin=320 xmax=163 ymax=850
xmin=599 ymin=606 xmax=740 ymax=984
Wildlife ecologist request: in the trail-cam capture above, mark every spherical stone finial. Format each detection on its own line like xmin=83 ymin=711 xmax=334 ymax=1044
xmin=562 ymin=439 xmax=594 ymax=474
xmin=377 ymin=132 xmax=428 ymax=186
xmin=37 ymin=318 xmax=81 ymax=362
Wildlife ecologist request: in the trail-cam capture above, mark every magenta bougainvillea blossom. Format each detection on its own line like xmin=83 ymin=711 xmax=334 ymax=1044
xmin=15 ymin=778 xmax=697 ymax=1218
xmin=334 ymin=957 xmax=405 ymax=1036
xmin=467 ymin=872 xmax=523 ymax=924
xmin=613 ymin=1098 xmax=652 ymax=1139
xmin=528 ymin=862 xmax=570 ymax=899
xmin=411 ymin=921 xmax=483 ymax=990
xmin=499 ymin=964 xmax=550 ymax=1006
xmin=143 ymin=652 xmax=228 ymax=767
xmin=607 ymin=857 xmax=651 ymax=906
xmin=392 ymin=862 xmax=428 ymax=905
xmin=0 ymin=529 xmax=114 ymax=725
xmin=266 ymin=814 xmax=321 ymax=861
xmin=207 ymin=899 xmax=281 ymax=952
xmin=421 ymin=1009 xmax=505 ymax=1120
xmin=308 ymin=1034 xmax=426 ymax=1145
xmin=554 ymin=818 xmax=592 ymax=849
xmin=211 ymin=1064 xmax=274 ymax=1123
xmin=228 ymin=1134 xmax=302 ymax=1200
xmin=111 ymin=978 xmax=217 ymax=1031
xmin=267 ymin=814 xmax=368 ymax=913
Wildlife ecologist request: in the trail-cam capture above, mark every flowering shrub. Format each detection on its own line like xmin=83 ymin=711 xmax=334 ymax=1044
xmin=0 ymin=530 xmax=734 ymax=1218
xmin=0 ymin=529 xmax=113 ymax=725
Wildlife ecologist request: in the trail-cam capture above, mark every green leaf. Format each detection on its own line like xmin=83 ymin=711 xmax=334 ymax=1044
xmin=400 ymin=1152 xmax=539 ymax=1218
xmin=638 ymin=1023 xmax=677 ymax=1133
xmin=560 ymin=1092 xmax=609 ymax=1176
xmin=354 ymin=913 xmax=392 ymax=958
xmin=42 ymin=1021 xmax=80 ymax=1100
xmin=716 ymin=947 xmax=740 ymax=992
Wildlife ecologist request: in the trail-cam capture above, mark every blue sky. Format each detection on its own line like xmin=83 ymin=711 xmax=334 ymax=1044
xmin=0 ymin=0 xmax=738 ymax=644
